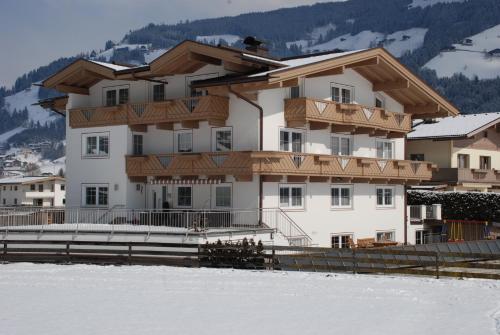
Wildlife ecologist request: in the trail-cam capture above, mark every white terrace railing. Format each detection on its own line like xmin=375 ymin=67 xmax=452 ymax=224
xmin=0 ymin=207 xmax=312 ymax=247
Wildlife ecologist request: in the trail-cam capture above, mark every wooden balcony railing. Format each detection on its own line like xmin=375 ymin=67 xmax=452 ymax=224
xmin=69 ymin=95 xmax=229 ymax=129
xmin=126 ymin=151 xmax=434 ymax=182
xmin=285 ymin=98 xmax=412 ymax=136
xmin=432 ymin=168 xmax=500 ymax=185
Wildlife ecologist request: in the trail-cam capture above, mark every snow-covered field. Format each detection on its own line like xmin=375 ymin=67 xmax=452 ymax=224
xmin=408 ymin=0 xmax=467 ymax=9
xmin=1 ymin=263 xmax=499 ymax=335
xmin=4 ymin=86 xmax=59 ymax=124
xmin=424 ymin=23 xmax=500 ymax=79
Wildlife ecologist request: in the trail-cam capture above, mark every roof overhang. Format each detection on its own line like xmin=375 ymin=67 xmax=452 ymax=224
xmin=195 ymin=48 xmax=459 ymax=118
xmin=34 ymin=96 xmax=68 ymax=116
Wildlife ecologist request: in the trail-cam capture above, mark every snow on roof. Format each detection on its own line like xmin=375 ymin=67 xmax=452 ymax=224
xmin=241 ymin=53 xmax=286 ymax=66
xmin=249 ymin=49 xmax=364 ymax=78
xmin=408 ymin=112 xmax=500 ymax=139
xmin=0 ymin=176 xmax=62 ymax=184
xmin=89 ymin=60 xmax=131 ymax=71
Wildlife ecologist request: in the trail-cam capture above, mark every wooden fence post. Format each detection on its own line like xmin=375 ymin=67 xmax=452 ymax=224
xmin=435 ymin=251 xmax=440 ymax=279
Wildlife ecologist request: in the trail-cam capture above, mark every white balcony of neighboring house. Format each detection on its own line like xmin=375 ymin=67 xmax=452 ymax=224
xmin=408 ymin=204 xmax=442 ymax=223
xmin=25 ymin=191 xmax=56 ymax=199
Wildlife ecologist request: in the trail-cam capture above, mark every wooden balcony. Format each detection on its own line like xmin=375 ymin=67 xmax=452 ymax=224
xmin=69 ymin=95 xmax=229 ymax=129
xmin=126 ymin=151 xmax=434 ymax=183
xmin=432 ymin=168 xmax=500 ymax=186
xmin=285 ymin=98 xmax=412 ymax=137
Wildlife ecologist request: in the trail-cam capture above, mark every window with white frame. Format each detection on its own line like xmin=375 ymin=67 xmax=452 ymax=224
xmin=331 ymin=134 xmax=352 ymax=156
xmin=104 ymin=86 xmax=129 ymax=106
xmin=214 ymin=184 xmax=232 ymax=208
xmin=176 ymin=186 xmax=192 ymax=208
xmin=279 ymin=184 xmax=304 ymax=209
xmin=153 ymin=84 xmax=165 ymax=102
xmin=82 ymin=185 xmax=108 ymax=207
xmin=376 ymin=140 xmax=394 ymax=159
xmin=290 ymin=86 xmax=300 ymax=99
xmin=280 ymin=129 xmax=304 ymax=152
xmin=376 ymin=186 xmax=394 ymax=207
xmin=175 ymin=130 xmax=193 ymax=153
xmin=212 ymin=127 xmax=232 ymax=152
xmin=375 ymin=93 xmax=385 ymax=108
xmin=376 ymin=231 xmax=395 ymax=242
xmin=415 ymin=230 xmax=431 ymax=245
xmin=331 ymin=83 xmax=354 ymax=103
xmin=331 ymin=234 xmax=353 ymax=248
xmin=331 ymin=185 xmax=353 ymax=209
xmin=82 ymin=133 xmax=109 ymax=158
xmin=133 ymin=134 xmax=143 ymax=155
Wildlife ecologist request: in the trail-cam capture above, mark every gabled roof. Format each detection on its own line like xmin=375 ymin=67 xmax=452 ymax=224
xmin=0 ymin=176 xmax=65 ymax=185
xmin=408 ymin=112 xmax=500 ymax=140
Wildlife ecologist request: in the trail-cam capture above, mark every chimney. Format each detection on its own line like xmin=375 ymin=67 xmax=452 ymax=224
xmin=243 ymin=36 xmax=268 ymax=56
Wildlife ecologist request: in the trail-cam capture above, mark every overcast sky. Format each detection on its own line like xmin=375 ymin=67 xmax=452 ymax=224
xmin=0 ymin=0 xmax=342 ymax=88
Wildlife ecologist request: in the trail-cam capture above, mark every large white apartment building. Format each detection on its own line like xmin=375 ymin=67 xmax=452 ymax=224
xmin=42 ymin=39 xmax=459 ymax=247
xmin=0 ymin=176 xmax=66 ymax=207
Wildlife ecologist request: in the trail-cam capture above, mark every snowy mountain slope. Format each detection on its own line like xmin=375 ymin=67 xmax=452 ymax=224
xmin=4 ymin=86 xmax=59 ymax=124
xmin=286 ymin=23 xmax=336 ymax=49
xmin=0 ymin=127 xmax=27 ymax=144
xmin=304 ymin=28 xmax=428 ymax=57
xmin=408 ymin=0 xmax=468 ymax=9
xmin=144 ymin=48 xmax=168 ymax=63
xmin=424 ymin=23 xmax=500 ymax=79
xmin=94 ymin=43 xmax=151 ymax=62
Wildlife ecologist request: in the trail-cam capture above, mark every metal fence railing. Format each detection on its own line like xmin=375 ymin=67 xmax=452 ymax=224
xmin=0 ymin=207 xmax=313 ymax=246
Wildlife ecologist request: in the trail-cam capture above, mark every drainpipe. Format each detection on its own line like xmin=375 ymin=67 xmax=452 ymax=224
xmin=227 ymin=86 xmax=264 ymax=223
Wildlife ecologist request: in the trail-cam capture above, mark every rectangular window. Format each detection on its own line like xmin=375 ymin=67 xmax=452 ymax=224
xmin=279 ymin=184 xmax=304 ymax=209
xmin=375 ymin=97 xmax=384 ymax=108
xmin=280 ymin=129 xmax=303 ymax=153
xmin=331 ymin=185 xmax=353 ymax=209
xmin=376 ymin=231 xmax=395 ymax=242
xmin=118 ymin=88 xmax=129 ymax=105
xmin=177 ymin=186 xmax=192 ymax=208
xmin=290 ymin=86 xmax=300 ymax=99
xmin=61 ymin=185 xmax=65 ymax=191
xmin=2 ymin=199 xmax=5 ymax=205
xmin=457 ymin=154 xmax=469 ymax=168
xmin=153 ymin=84 xmax=165 ymax=102
xmin=331 ymin=83 xmax=354 ymax=103
xmin=38 ymin=184 xmax=43 ymax=192
xmin=83 ymin=133 xmax=109 ymax=158
xmin=410 ymin=154 xmax=425 ymax=161
xmin=106 ymin=90 xmax=117 ymax=107
xmin=14 ymin=198 xmax=17 ymax=205
xmin=415 ymin=230 xmax=431 ymax=245
xmin=213 ymin=128 xmax=232 ymax=152
xmin=30 ymin=184 xmax=35 ymax=191
xmin=331 ymin=234 xmax=353 ymax=249
xmin=332 ymin=135 xmax=352 ymax=156
xmin=176 ymin=131 xmax=192 ymax=153
xmin=376 ymin=140 xmax=394 ymax=159
xmin=133 ymin=134 xmax=143 ymax=155
xmin=83 ymin=185 xmax=108 ymax=207
xmin=14 ymin=186 xmax=18 ymax=191
xmin=215 ymin=185 xmax=231 ymax=208
xmin=479 ymin=156 xmax=491 ymax=169
xmin=376 ymin=187 xmax=394 ymax=207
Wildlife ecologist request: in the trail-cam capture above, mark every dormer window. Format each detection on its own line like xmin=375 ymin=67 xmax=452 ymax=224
xmin=331 ymin=83 xmax=353 ymax=104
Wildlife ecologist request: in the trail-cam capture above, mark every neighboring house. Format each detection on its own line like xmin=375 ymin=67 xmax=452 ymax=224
xmin=0 ymin=176 xmax=66 ymax=207
xmin=41 ymin=39 xmax=458 ymax=247
xmin=407 ymin=113 xmax=500 ymax=192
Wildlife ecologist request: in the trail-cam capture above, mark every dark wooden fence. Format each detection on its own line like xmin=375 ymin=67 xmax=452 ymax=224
xmin=1 ymin=239 xmax=500 ymax=280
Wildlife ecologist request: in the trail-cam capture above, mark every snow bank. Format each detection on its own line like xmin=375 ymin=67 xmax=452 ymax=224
xmin=424 ymin=23 xmax=500 ymax=79
xmin=0 ymin=264 xmax=499 ymax=335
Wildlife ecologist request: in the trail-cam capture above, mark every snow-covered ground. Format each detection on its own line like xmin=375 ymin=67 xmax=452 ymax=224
xmin=424 ymin=23 xmax=500 ymax=79
xmin=0 ymin=263 xmax=499 ymax=335
xmin=4 ymin=86 xmax=59 ymax=124
xmin=196 ymin=34 xmax=241 ymax=45
xmin=408 ymin=0 xmax=467 ymax=9
xmin=0 ymin=126 xmax=27 ymax=143
xmin=304 ymin=28 xmax=428 ymax=57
